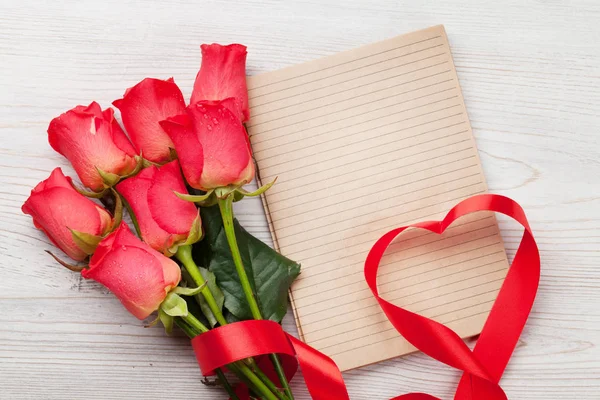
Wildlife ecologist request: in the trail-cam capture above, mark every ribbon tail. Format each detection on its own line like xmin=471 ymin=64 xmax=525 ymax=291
xmin=288 ymin=334 xmax=350 ymax=400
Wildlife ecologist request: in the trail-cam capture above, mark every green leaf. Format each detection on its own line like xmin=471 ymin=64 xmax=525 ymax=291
xmin=225 ymin=312 xmax=241 ymax=324
xmin=181 ymin=266 xmax=224 ymax=328
xmin=193 ymin=205 xmax=301 ymax=322
xmin=181 ymin=291 xmax=210 ymax=329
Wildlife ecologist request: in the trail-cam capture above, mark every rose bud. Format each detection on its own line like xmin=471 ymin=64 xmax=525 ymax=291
xmin=116 ymin=160 xmax=201 ymax=255
xmin=48 ymin=102 xmax=140 ymax=192
xmin=82 ymin=222 xmax=182 ymax=320
xmin=113 ymin=78 xmax=186 ymax=164
xmin=159 ymin=99 xmax=255 ymax=191
xmin=21 ymin=168 xmax=113 ymax=261
xmin=191 ymin=44 xmax=250 ymax=122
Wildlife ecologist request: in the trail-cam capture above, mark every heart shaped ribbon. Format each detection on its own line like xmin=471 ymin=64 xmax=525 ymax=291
xmin=192 ymin=194 xmax=540 ymax=399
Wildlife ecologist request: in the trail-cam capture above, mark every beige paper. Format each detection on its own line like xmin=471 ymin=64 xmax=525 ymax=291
xmin=246 ymin=25 xmax=509 ymax=371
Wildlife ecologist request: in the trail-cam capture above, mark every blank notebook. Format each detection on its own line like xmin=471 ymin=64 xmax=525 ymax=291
xmin=245 ymin=25 xmax=509 ymax=371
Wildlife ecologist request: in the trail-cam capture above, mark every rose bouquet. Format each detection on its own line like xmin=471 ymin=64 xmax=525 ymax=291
xmin=21 ymin=38 xmax=541 ymax=400
xmin=22 ymin=44 xmax=301 ymax=400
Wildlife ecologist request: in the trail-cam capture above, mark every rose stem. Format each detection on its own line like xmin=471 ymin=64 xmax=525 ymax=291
xmin=218 ymin=195 xmax=295 ymax=400
xmin=176 ymin=245 xmax=228 ymax=326
xmin=174 ymin=318 xmax=239 ymax=400
xmin=180 ymin=313 xmax=280 ymax=400
xmin=176 ymin=245 xmax=291 ymax=400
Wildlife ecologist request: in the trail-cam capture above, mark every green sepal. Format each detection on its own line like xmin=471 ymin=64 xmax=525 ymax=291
xmin=160 ymin=292 xmax=188 ymax=317
xmin=45 ymin=250 xmax=87 ymax=272
xmin=144 ymin=316 xmax=160 ymax=328
xmin=72 ymin=184 xmax=107 ymax=198
xmin=142 ymin=158 xmax=158 ymax=168
xmin=109 ymin=188 xmax=123 ymax=233
xmin=214 ymin=186 xmax=238 ymax=200
xmin=128 ymin=154 xmax=145 ymax=176
xmin=210 ymin=178 xmax=276 ymax=204
xmin=184 ymin=212 xmax=203 ymax=245
xmin=70 ymin=229 xmax=103 ymax=255
xmin=118 ymin=192 xmax=142 ymax=238
xmin=174 ymin=189 xmax=214 ymax=203
xmin=232 ymin=190 xmax=245 ymax=202
xmin=235 ymin=177 xmax=277 ymax=198
xmin=198 ymin=196 xmax=219 ymax=207
xmin=173 ymin=282 xmax=207 ymax=297
xmin=93 ymin=154 xmax=144 ymax=190
xmin=95 ymin=167 xmax=121 ymax=188
xmin=158 ymin=309 xmax=174 ymax=335
xmin=168 ymin=147 xmax=178 ymax=161
xmin=165 ymin=212 xmax=204 ymax=256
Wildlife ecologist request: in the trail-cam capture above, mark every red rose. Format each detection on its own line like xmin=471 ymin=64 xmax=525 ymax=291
xmin=21 ymin=168 xmax=113 ymax=261
xmin=116 ymin=160 xmax=201 ymax=255
xmin=113 ymin=78 xmax=186 ymax=164
xmin=82 ymin=222 xmax=181 ymax=319
xmin=48 ymin=102 xmax=139 ymax=191
xmin=159 ymin=99 xmax=255 ymax=191
xmin=191 ymin=44 xmax=250 ymax=122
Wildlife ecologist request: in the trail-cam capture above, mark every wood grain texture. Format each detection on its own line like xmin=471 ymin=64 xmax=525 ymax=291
xmin=0 ymin=0 xmax=599 ymax=399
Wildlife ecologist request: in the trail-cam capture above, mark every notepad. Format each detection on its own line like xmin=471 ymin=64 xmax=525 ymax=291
xmin=245 ymin=25 xmax=510 ymax=371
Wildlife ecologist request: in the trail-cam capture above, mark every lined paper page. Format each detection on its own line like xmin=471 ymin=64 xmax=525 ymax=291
xmin=246 ymin=25 xmax=509 ymax=371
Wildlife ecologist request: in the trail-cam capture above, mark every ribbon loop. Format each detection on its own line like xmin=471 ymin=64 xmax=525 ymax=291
xmin=365 ymin=194 xmax=539 ymax=400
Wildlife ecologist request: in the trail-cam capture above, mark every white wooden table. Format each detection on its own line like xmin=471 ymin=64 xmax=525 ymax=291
xmin=1 ymin=1 xmax=599 ymax=399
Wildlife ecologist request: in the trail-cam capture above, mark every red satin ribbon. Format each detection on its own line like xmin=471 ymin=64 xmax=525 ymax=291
xmin=192 ymin=194 xmax=540 ymax=399
xmin=192 ymin=320 xmax=349 ymax=399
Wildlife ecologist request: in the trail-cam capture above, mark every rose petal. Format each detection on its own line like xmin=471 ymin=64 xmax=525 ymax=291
xmin=187 ymin=101 xmax=254 ymax=190
xmin=191 ymin=43 xmax=250 ymax=121
xmin=113 ymin=78 xmax=186 ymax=164
xmin=102 ymin=108 xmax=138 ymax=157
xmin=32 ymin=167 xmax=73 ymax=193
xmin=116 ymin=167 xmax=175 ymax=252
xmin=147 ymin=160 xmax=199 ymax=235
xmin=159 ymin=114 xmax=205 ymax=190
